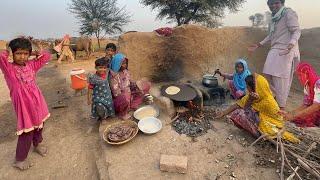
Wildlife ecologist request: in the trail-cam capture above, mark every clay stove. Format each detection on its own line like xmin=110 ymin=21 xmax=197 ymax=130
xmin=161 ymin=83 xmax=217 ymax=137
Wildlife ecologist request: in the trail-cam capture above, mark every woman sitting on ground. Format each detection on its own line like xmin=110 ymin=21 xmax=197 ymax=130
xmin=109 ymin=53 xmax=151 ymax=120
xmin=215 ymin=59 xmax=251 ymax=99
xmin=279 ymin=62 xmax=320 ymax=127
xmin=215 ymin=73 xmax=299 ymax=143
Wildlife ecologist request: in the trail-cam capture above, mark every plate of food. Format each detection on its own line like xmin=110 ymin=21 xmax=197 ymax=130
xmin=103 ymin=121 xmax=139 ymax=145
xmin=133 ymin=105 xmax=159 ymax=121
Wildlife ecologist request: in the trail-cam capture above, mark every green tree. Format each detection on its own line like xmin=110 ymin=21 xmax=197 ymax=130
xmin=69 ymin=0 xmax=130 ymax=48
xmin=249 ymin=13 xmax=265 ymax=27
xmin=140 ymin=0 xmax=246 ymax=27
xmin=249 ymin=15 xmax=255 ymax=27
xmin=254 ymin=13 xmax=264 ymax=27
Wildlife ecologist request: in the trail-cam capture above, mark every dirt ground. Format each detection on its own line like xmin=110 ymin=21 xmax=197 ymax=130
xmin=0 ymin=26 xmax=319 ymax=179
xmin=0 ymin=52 xmax=286 ymax=180
xmin=97 ymin=88 xmax=306 ymax=180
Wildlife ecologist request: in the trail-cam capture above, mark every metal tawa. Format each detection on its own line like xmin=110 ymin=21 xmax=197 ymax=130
xmin=161 ymin=84 xmax=197 ymax=102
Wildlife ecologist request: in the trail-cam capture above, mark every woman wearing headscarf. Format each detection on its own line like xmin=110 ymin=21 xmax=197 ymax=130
xmin=216 ymin=73 xmax=299 ymax=143
xmin=279 ymin=62 xmax=320 ymax=127
xmin=215 ymin=59 xmax=251 ymax=99
xmin=248 ymin=0 xmax=301 ymax=110
xmin=109 ymin=53 xmax=151 ymax=119
xmin=56 ymin=34 xmax=75 ymax=64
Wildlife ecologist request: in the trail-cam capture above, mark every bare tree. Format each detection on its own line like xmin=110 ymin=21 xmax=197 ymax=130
xmin=69 ymin=0 xmax=131 ymax=48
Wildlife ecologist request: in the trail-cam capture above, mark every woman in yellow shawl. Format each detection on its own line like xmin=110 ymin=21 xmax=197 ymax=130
xmin=216 ymin=73 xmax=299 ymax=143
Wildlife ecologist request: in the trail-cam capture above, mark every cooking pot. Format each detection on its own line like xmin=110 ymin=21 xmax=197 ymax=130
xmin=202 ymin=74 xmax=218 ymax=87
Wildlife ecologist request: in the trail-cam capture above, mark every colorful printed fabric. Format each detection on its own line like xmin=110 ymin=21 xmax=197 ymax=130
xmin=230 ymin=108 xmax=260 ymax=138
xmin=228 ymin=80 xmax=245 ymax=100
xmin=88 ymin=73 xmax=115 ymax=120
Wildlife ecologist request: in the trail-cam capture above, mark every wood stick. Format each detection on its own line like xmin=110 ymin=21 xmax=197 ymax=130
xmin=166 ymin=113 xmax=180 ymax=125
xmin=279 ymin=138 xmax=285 ymax=180
xmin=283 ymin=143 xmax=320 ymax=160
xmin=287 ymin=142 xmax=317 ymax=180
xmin=268 ymin=139 xmax=320 ymax=179
xmin=284 ymin=151 xmax=303 ymax=180
xmin=249 ymin=134 xmax=268 ymax=148
xmin=297 ymin=158 xmax=320 ymax=179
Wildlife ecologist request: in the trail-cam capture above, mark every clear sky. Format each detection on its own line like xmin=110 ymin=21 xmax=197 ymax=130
xmin=0 ymin=0 xmax=319 ymax=40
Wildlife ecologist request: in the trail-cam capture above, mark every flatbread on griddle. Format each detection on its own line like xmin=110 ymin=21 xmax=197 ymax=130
xmin=165 ymin=86 xmax=180 ymax=95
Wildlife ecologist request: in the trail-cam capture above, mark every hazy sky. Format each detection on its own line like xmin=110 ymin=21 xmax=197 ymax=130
xmin=0 ymin=0 xmax=319 ymax=40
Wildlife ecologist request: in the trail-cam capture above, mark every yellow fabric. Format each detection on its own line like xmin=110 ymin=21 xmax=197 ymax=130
xmin=237 ymin=74 xmax=299 ymax=143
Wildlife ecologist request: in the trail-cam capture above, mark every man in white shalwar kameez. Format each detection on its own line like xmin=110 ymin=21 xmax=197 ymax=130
xmin=249 ymin=0 xmax=301 ymax=109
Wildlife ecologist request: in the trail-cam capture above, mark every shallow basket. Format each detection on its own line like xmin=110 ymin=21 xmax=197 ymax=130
xmin=103 ymin=120 xmax=139 ymax=145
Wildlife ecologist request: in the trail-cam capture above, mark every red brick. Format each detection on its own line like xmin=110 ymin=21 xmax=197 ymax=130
xmin=160 ymin=155 xmax=188 ymax=174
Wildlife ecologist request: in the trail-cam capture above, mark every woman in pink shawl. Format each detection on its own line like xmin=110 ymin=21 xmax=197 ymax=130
xmin=279 ymin=62 xmax=320 ymax=127
xmin=109 ymin=53 xmax=151 ymax=119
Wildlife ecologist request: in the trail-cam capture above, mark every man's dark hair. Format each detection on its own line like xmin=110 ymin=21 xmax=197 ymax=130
xmin=8 ymin=38 xmax=32 ymax=53
xmin=268 ymin=0 xmax=285 ymax=5
xmin=95 ymin=57 xmax=108 ymax=67
xmin=105 ymin=43 xmax=117 ymax=52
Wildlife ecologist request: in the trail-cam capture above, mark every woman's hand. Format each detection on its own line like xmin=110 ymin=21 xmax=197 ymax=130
xmin=249 ymin=92 xmax=259 ymax=100
xmin=31 ymin=50 xmax=43 ymax=59
xmin=278 ymin=110 xmax=295 ymax=121
xmin=215 ymin=111 xmax=225 ymax=119
xmin=214 ymin=69 xmax=222 ymax=76
xmin=248 ymin=43 xmax=261 ymax=52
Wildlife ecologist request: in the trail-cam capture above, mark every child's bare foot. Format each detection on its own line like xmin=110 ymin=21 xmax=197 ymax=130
xmin=13 ymin=160 xmax=32 ymax=170
xmin=34 ymin=145 xmax=48 ymax=157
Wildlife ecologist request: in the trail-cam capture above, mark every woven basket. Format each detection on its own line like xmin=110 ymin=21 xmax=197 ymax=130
xmin=103 ymin=120 xmax=139 ymax=145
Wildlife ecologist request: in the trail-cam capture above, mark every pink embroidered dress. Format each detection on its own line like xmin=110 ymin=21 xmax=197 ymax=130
xmin=0 ymin=51 xmax=51 ymax=135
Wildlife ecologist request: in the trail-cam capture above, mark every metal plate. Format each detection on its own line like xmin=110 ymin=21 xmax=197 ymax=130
xmin=161 ymin=84 xmax=197 ymax=102
xmin=133 ymin=105 xmax=160 ymax=120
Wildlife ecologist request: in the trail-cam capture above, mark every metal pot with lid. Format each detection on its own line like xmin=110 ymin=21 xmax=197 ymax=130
xmin=202 ymin=74 xmax=218 ymax=88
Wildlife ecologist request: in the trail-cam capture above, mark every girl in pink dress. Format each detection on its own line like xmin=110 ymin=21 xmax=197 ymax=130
xmin=0 ymin=38 xmax=51 ymax=170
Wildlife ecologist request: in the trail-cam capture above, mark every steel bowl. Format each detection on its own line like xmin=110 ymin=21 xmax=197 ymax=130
xmin=138 ymin=117 xmax=162 ymax=134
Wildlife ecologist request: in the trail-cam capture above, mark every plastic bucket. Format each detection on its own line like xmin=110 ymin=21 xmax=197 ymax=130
xmin=70 ymin=69 xmax=87 ymax=90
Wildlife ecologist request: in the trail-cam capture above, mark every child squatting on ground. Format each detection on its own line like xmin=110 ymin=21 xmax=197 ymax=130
xmin=87 ymin=58 xmax=115 ymax=121
xmin=0 ymin=38 xmax=51 ymax=170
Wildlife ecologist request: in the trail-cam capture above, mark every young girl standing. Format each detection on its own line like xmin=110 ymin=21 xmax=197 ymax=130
xmin=0 ymin=38 xmax=51 ymax=170
xmin=87 ymin=58 xmax=115 ymax=121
